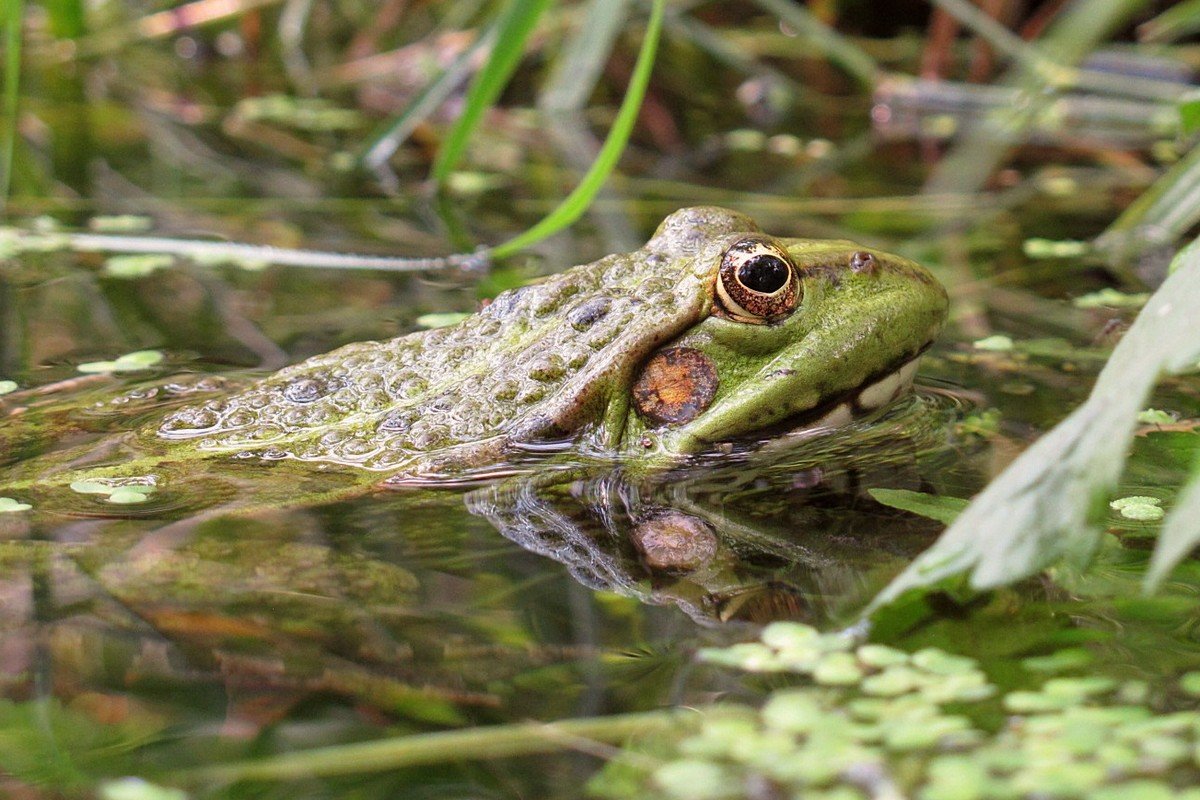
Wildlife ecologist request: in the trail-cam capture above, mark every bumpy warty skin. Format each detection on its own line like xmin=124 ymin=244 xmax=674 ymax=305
xmin=156 ymin=208 xmax=760 ymax=475
xmin=155 ymin=206 xmax=949 ymax=481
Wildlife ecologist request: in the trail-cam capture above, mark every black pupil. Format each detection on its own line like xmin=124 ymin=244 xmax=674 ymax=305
xmin=737 ymin=255 xmax=790 ymax=293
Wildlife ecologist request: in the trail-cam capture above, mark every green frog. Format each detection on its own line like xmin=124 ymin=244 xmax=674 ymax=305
xmin=147 ymin=206 xmax=947 ymax=484
xmin=2 ymin=206 xmax=946 ymax=500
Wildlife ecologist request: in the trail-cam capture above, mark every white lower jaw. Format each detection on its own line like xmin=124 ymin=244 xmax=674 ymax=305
xmin=805 ymin=357 xmax=922 ymax=432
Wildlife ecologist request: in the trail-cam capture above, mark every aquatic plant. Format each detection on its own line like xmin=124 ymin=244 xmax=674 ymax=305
xmin=592 ymin=623 xmax=1200 ymax=800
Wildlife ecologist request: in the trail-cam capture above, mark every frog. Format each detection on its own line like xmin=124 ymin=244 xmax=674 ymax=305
xmin=145 ymin=205 xmax=947 ymax=484
xmin=2 ymin=206 xmax=947 ymax=499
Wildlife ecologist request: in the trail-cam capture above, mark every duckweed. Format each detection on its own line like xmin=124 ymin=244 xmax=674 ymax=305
xmin=69 ymin=478 xmax=157 ymax=505
xmin=0 ymin=498 xmax=31 ymax=513
xmin=416 ymin=312 xmax=472 ymax=329
xmin=1179 ymin=671 xmax=1200 ymax=696
xmin=1072 ymin=288 xmax=1151 ymax=309
xmin=88 ymin=215 xmax=154 ymax=233
xmin=1110 ymin=496 xmax=1165 ymax=521
xmin=595 ymin=624 xmax=1200 ymax=800
xmin=1137 ymin=409 xmax=1175 ymax=425
xmin=104 ymin=254 xmax=174 ymax=277
xmin=77 ymin=350 xmax=165 ymax=374
xmin=972 ymin=335 xmax=1014 ymax=352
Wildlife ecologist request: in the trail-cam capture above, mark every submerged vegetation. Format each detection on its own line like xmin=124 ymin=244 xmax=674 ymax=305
xmin=2 ymin=0 xmax=1200 ymax=798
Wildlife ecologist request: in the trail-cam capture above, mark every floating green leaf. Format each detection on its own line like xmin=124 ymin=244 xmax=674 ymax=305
xmin=69 ymin=478 xmax=156 ymax=505
xmin=489 ymin=0 xmax=665 ymax=259
xmin=1137 ymin=409 xmax=1175 ymax=425
xmin=1073 ymin=288 xmax=1150 ymax=309
xmin=415 ymin=312 xmax=471 ymax=329
xmin=431 ymin=0 xmax=555 ymax=183
xmin=0 ymin=497 xmax=30 ymax=512
xmin=88 ymin=215 xmax=154 ymax=233
xmin=0 ymin=379 xmax=16 ymax=395
xmin=1110 ymin=495 xmax=1164 ymax=521
xmin=971 ymin=335 xmax=1014 ymax=352
xmin=99 ymin=778 xmax=188 ymax=800
xmin=104 ymin=253 xmax=174 ymax=277
xmin=77 ymin=350 xmax=164 ymax=374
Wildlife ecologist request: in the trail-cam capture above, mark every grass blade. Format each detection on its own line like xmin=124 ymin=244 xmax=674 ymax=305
xmin=538 ymin=0 xmax=631 ymax=112
xmin=0 ymin=0 xmax=21 ymax=211
xmin=180 ymin=710 xmax=678 ymax=782
xmin=431 ymin=0 xmax=555 ymax=183
xmin=490 ymin=0 xmax=664 ymax=259
xmin=357 ymin=25 xmax=499 ymax=170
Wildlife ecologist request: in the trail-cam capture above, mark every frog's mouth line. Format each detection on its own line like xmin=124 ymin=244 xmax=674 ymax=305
xmin=744 ymin=350 xmax=929 ymax=442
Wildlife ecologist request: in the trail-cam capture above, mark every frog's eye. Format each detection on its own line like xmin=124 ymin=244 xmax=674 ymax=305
xmin=716 ymin=238 xmax=800 ymax=323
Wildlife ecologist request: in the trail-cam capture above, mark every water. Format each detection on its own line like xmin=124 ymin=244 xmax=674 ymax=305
xmin=4 ymin=28 xmax=1200 ymax=799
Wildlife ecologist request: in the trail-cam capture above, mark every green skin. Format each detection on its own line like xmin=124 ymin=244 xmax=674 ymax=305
xmin=2 ymin=206 xmax=947 ymax=498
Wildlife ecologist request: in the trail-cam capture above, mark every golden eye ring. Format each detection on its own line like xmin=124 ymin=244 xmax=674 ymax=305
xmin=715 ymin=237 xmax=800 ymax=323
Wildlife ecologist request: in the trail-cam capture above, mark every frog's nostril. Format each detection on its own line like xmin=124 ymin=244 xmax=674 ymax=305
xmin=850 ymin=251 xmax=876 ymax=273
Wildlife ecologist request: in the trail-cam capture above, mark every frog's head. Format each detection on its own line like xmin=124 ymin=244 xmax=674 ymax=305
xmin=620 ymin=207 xmax=948 ymax=455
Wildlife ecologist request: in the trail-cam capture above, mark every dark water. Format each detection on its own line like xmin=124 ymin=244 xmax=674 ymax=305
xmin=4 ymin=34 xmax=1200 ymax=800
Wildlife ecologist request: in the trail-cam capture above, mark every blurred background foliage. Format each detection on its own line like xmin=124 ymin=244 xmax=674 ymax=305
xmin=4 ymin=2 xmax=1200 ymax=797
xmin=6 ymin=0 xmax=1200 ymax=597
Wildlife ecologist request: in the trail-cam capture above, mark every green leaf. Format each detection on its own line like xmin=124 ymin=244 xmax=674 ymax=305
xmin=972 ymin=335 xmax=1014 ymax=352
xmin=871 ymin=235 xmax=1200 ymax=610
xmin=107 ymin=487 xmax=153 ymax=504
xmin=114 ymin=350 xmax=164 ymax=367
xmin=489 ymin=0 xmax=664 ymax=259
xmin=69 ymin=479 xmax=114 ymax=495
xmin=0 ymin=497 xmax=30 ymax=512
xmin=869 ymin=489 xmax=968 ymax=525
xmin=1072 ymin=288 xmax=1150 ymax=309
xmin=99 ymin=778 xmax=187 ymax=800
xmin=77 ymin=350 xmax=164 ymax=374
xmin=1137 ymin=409 xmax=1174 ymax=425
xmin=431 ymin=0 xmax=555 ymax=183
xmin=415 ymin=312 xmax=471 ymax=329
xmin=0 ymin=379 xmax=16 ymax=394
xmin=76 ymin=360 xmax=120 ymax=374
xmin=104 ymin=253 xmax=173 ymax=277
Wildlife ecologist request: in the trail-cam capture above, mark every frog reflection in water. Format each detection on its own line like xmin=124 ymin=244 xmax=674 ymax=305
xmin=154 ymin=206 xmax=948 ymax=480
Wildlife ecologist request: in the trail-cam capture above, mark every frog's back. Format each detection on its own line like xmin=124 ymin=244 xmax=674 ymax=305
xmin=157 ymin=227 xmax=723 ymax=477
